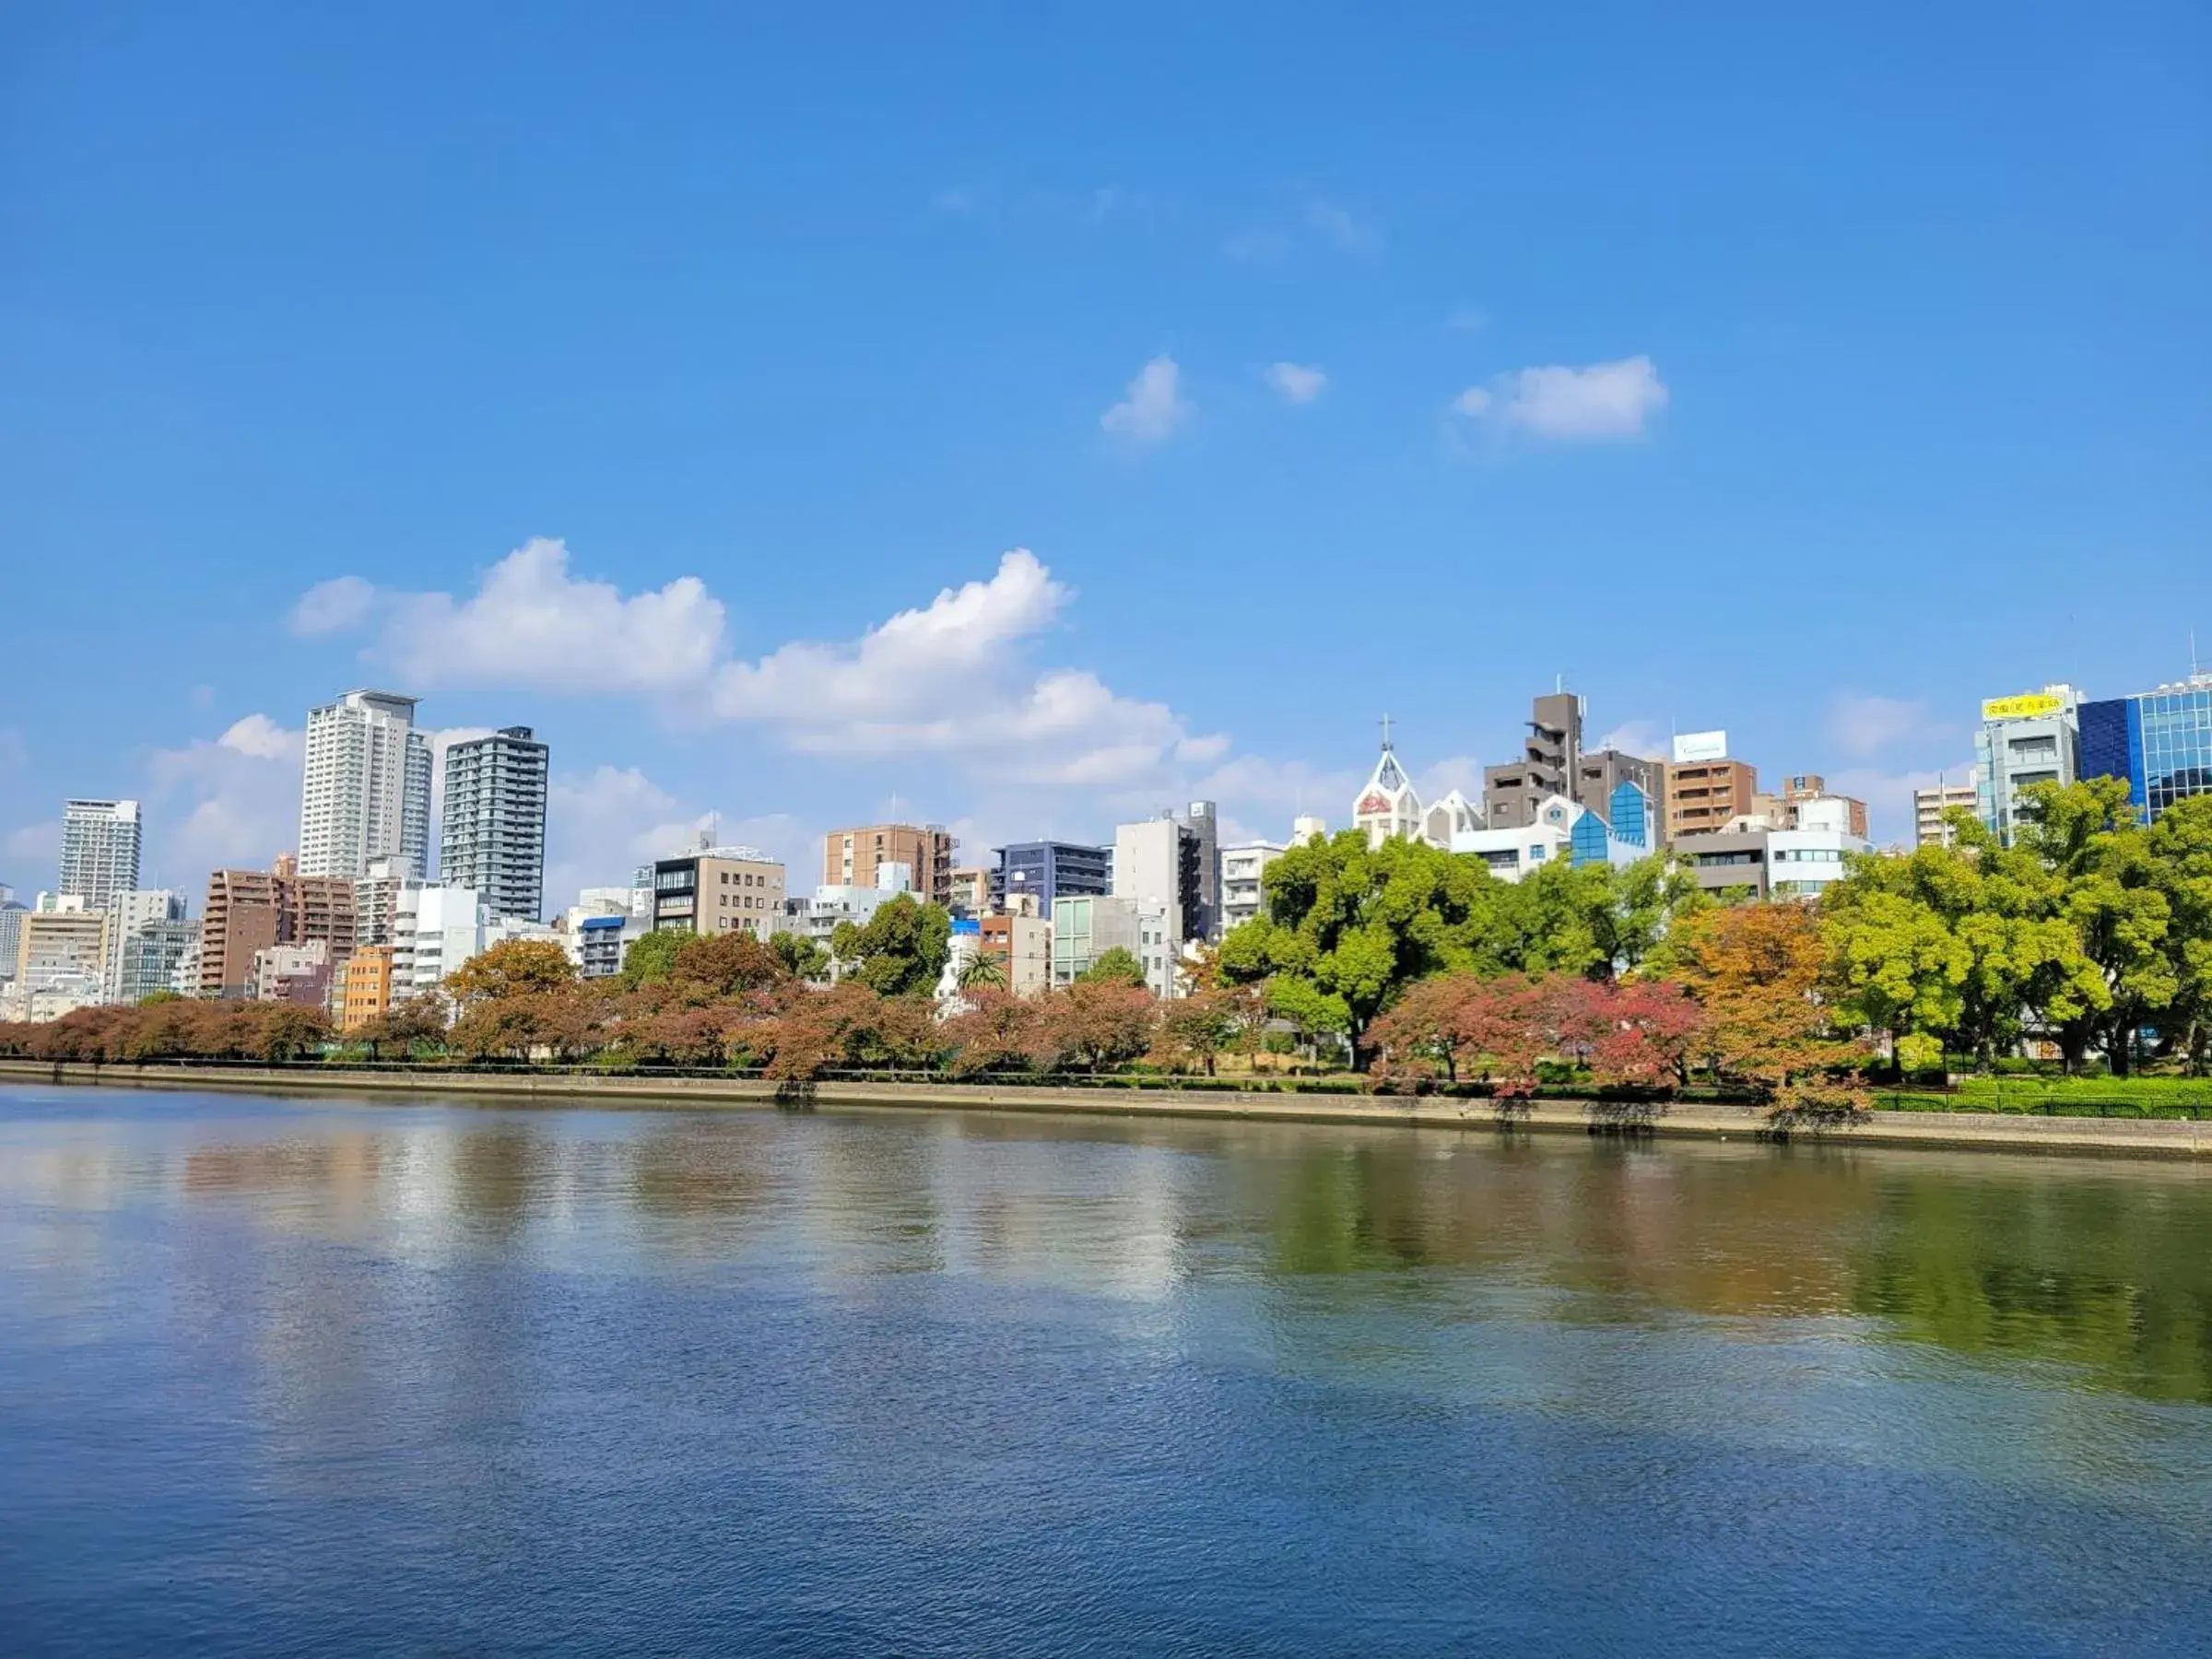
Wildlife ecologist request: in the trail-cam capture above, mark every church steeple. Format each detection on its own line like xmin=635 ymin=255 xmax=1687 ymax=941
xmin=1352 ymin=718 xmax=1424 ymax=849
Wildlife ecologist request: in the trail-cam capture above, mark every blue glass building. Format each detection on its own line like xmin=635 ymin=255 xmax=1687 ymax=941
xmin=1570 ymin=782 xmax=1652 ymax=868
xmin=2077 ymin=677 xmax=2212 ymax=822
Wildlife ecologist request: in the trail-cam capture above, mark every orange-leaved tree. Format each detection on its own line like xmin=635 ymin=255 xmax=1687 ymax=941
xmin=1668 ymin=902 xmax=1870 ymax=1119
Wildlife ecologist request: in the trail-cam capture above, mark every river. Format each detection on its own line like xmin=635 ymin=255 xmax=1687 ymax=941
xmin=2 ymin=1083 xmax=2208 ymax=1654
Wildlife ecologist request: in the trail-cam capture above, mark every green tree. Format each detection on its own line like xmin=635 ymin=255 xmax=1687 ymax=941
xmin=771 ymin=929 xmax=831 ymax=982
xmin=1077 ymin=946 xmax=1147 ymax=988
xmin=2146 ymin=794 xmax=2212 ymax=1073
xmin=1218 ymin=830 xmax=1635 ymax=1061
xmin=618 ymin=927 xmax=685 ymax=991
xmin=2013 ymin=779 xmax=2176 ymax=1072
xmin=831 ymin=895 xmax=952 ymax=997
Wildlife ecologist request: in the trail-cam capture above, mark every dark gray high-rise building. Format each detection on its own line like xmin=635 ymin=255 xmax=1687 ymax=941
xmin=440 ymin=726 xmax=549 ymax=922
xmin=1483 ymin=690 xmax=1661 ymax=835
xmin=1183 ymin=799 xmax=1220 ymax=940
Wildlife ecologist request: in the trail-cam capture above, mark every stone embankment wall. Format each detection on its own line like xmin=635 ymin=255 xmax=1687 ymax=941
xmin=5 ymin=1059 xmax=2208 ymax=1159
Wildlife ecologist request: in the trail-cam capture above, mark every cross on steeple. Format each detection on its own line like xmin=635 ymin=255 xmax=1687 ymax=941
xmin=1379 ymin=712 xmax=1395 ymax=751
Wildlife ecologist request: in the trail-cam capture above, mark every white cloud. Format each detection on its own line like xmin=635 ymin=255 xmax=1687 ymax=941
xmin=1265 ymin=362 xmax=1327 ymax=405
xmin=1827 ymin=693 xmax=1929 ymax=759
xmin=1453 ymin=356 xmax=1668 ymax=442
xmin=1100 ymin=355 xmax=1193 ymax=445
xmin=540 ymin=763 xmax=816 ymax=905
xmin=217 ymin=712 xmax=303 ymax=761
xmin=302 ymin=538 xmax=727 ymax=695
xmin=711 ymin=550 xmax=1218 ymax=788
xmin=145 ymin=716 xmax=306 ymax=880
xmin=1445 ymin=305 xmax=1488 ymax=333
xmin=288 ymin=542 xmax=1219 ymax=798
xmin=1594 ymin=721 xmax=1667 ymax=761
xmin=289 ymin=574 xmax=379 ymax=637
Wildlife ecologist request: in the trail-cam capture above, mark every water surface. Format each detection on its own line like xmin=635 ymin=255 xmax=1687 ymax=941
xmin=2 ymin=1083 xmax=2208 ymax=1655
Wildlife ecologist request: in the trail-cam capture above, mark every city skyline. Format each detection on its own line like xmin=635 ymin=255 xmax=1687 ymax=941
xmin=6 ymin=8 xmax=2207 ymax=902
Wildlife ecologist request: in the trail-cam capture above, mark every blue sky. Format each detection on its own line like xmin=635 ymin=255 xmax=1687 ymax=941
xmin=5 ymin=3 xmax=2208 ymax=900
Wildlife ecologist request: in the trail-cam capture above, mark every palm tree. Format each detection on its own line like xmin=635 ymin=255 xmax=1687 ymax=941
xmin=959 ymin=953 xmax=1008 ymax=992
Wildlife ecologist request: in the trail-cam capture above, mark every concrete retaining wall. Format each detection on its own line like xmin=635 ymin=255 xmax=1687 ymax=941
xmin=3 ymin=1058 xmax=2207 ymax=1159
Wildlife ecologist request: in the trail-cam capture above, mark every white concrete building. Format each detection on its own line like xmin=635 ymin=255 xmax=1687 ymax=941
xmin=102 ymin=889 xmax=192 ymax=1004
xmin=299 ymin=689 xmax=433 ymax=880
xmin=1450 ymin=793 xmax=1579 ymax=882
xmin=391 ymin=884 xmax=484 ymax=999
xmin=1218 ymin=841 xmax=1285 ymax=934
xmin=58 ymin=799 xmax=142 ymax=910
xmin=1112 ymin=817 xmax=1194 ymax=946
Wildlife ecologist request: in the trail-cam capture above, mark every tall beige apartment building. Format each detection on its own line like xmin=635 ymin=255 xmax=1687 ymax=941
xmin=1664 ymin=759 xmax=1758 ymax=840
xmin=822 ymin=824 xmax=957 ymax=908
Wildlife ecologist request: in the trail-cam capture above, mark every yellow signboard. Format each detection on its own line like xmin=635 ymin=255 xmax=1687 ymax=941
xmin=1982 ymin=692 xmax=2064 ymax=721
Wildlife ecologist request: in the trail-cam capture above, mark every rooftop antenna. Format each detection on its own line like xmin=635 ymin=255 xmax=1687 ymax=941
xmin=1379 ymin=712 xmax=1394 ymax=751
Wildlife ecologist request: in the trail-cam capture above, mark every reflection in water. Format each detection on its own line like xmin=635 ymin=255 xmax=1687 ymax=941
xmin=2 ymin=1086 xmax=2209 ymax=1655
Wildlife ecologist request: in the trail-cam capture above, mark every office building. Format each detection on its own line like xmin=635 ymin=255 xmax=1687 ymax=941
xmin=197 ymin=857 xmax=359 ymax=999
xmin=992 ymin=841 xmax=1112 ymax=912
xmin=651 ymin=843 xmax=787 ymax=940
xmin=1112 ymin=814 xmax=1205 ymax=946
xmin=1913 ymin=773 xmax=1980 ymax=848
xmin=824 ymin=824 xmax=957 ymax=910
xmin=978 ymin=912 xmax=1052 ymax=996
xmin=1219 ymin=841 xmax=1286 ymax=934
xmin=1974 ymin=685 xmax=2083 ymax=842
xmin=57 ymin=799 xmax=142 ymax=910
xmin=102 ymin=889 xmax=191 ymax=1004
xmin=1674 ymin=811 xmax=1872 ymax=902
xmin=299 ymin=688 xmax=433 ymax=879
xmin=112 ymin=914 xmax=198 ymax=1006
xmin=338 ymin=945 xmax=395 ymax=1032
xmin=440 ymin=725 xmax=549 ymax=922
xmin=1051 ymin=894 xmax=1145 ymax=987
xmin=2080 ymin=671 xmax=2212 ymax=824
xmin=946 ymin=865 xmax=993 ymax=917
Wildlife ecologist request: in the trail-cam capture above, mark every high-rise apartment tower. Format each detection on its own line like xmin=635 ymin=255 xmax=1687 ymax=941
xmin=440 ymin=726 xmax=549 ymax=922
xmin=299 ymin=689 xmax=432 ymax=879
xmin=57 ymin=798 xmax=142 ymax=909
